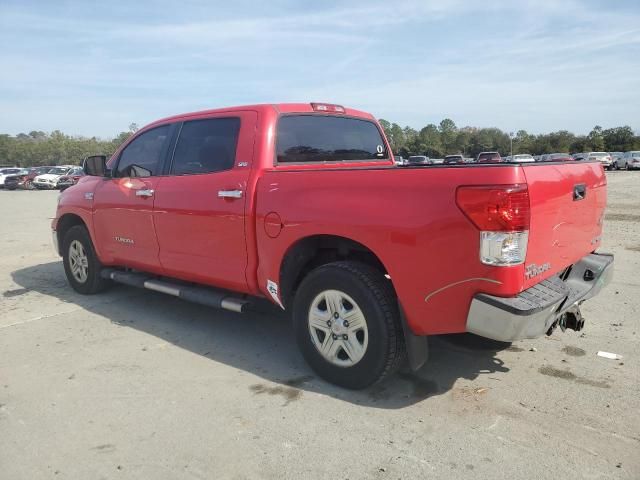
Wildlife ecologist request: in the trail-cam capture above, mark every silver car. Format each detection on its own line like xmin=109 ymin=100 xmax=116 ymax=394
xmin=620 ymin=151 xmax=640 ymax=170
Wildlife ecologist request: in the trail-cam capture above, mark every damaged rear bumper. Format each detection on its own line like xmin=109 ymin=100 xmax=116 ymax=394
xmin=466 ymin=253 xmax=614 ymax=342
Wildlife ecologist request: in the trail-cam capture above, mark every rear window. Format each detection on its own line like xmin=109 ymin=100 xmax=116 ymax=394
xmin=277 ymin=115 xmax=388 ymax=163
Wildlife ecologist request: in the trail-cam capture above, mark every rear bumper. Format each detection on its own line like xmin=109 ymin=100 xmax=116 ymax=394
xmin=466 ymin=253 xmax=614 ymax=342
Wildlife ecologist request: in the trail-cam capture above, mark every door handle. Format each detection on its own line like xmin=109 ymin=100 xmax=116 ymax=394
xmin=218 ymin=190 xmax=243 ymax=199
xmin=135 ymin=189 xmax=154 ymax=198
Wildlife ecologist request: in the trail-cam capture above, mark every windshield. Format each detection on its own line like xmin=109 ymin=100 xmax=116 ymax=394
xmin=49 ymin=167 xmax=68 ymax=175
xmin=549 ymin=153 xmax=570 ymax=159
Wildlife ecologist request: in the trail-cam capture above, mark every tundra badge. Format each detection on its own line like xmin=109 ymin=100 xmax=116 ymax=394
xmin=525 ymin=262 xmax=551 ymax=280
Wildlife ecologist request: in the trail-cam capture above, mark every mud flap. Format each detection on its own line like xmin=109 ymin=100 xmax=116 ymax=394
xmin=398 ymin=303 xmax=429 ymax=371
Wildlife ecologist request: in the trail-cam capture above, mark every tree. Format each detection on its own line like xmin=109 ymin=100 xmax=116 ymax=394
xmin=602 ymin=126 xmax=634 ymax=152
xmin=438 ymin=118 xmax=457 ymax=154
xmin=588 ymin=126 xmax=605 ymax=151
xmin=418 ymin=124 xmax=442 ymax=157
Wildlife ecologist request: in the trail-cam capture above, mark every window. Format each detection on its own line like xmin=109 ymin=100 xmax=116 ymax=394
xmin=276 ymin=115 xmax=388 ymax=163
xmin=171 ymin=118 xmax=240 ymax=175
xmin=115 ymin=125 xmax=170 ymax=177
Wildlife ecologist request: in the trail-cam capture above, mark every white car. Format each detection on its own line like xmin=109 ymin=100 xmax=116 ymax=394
xmin=585 ymin=152 xmax=613 ymax=170
xmin=0 ymin=168 xmax=24 ymax=187
xmin=505 ymin=154 xmax=536 ymax=163
xmin=33 ymin=166 xmax=75 ymax=190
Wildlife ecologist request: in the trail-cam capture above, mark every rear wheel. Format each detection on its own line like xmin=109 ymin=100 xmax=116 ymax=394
xmin=293 ymin=261 xmax=406 ymax=389
xmin=62 ymin=225 xmax=111 ymax=294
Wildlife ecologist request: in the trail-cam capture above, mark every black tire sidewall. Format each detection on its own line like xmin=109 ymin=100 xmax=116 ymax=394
xmin=293 ymin=263 xmax=398 ymax=389
xmin=62 ymin=225 xmax=106 ymax=294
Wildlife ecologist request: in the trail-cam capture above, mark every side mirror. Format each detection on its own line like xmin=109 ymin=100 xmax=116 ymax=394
xmin=83 ymin=155 xmax=109 ymax=177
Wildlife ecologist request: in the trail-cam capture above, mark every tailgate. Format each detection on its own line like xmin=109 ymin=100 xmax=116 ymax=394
xmin=522 ymin=162 xmax=606 ymax=289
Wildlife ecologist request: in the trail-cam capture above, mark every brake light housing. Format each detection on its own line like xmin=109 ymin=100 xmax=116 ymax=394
xmin=310 ymin=103 xmax=345 ymax=113
xmin=456 ymin=185 xmax=530 ymax=266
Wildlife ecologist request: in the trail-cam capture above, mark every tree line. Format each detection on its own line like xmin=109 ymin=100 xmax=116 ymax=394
xmin=0 ymin=124 xmax=138 ymax=167
xmin=379 ymin=119 xmax=640 ymax=159
xmin=0 ymin=120 xmax=638 ymax=167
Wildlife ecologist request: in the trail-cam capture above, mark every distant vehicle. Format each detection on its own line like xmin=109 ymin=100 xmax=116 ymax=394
xmin=540 ymin=153 xmax=574 ymax=162
xmin=393 ymin=155 xmax=405 ymax=166
xmin=407 ymin=155 xmax=431 ymax=165
xmin=3 ymin=169 xmax=30 ymax=190
xmin=33 ymin=166 xmax=74 ymax=189
xmin=57 ymin=167 xmax=85 ymax=191
xmin=476 ymin=152 xmax=502 ymax=163
xmin=0 ymin=168 xmax=23 ymax=188
xmin=21 ymin=166 xmax=55 ymax=189
xmin=508 ymin=154 xmax=535 ymax=163
xmin=585 ymin=152 xmax=613 ymax=170
xmin=609 ymin=152 xmax=624 ymax=170
xmin=443 ymin=154 xmax=464 ymax=164
xmin=573 ymin=153 xmax=589 ymax=160
xmin=621 ymin=151 xmax=640 ymax=170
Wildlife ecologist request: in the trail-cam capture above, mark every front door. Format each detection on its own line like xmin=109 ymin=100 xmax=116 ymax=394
xmin=93 ymin=124 xmax=174 ymax=272
xmin=153 ymin=112 xmax=257 ymax=293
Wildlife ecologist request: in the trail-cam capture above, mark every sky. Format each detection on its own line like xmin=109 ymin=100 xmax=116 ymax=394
xmin=1 ymin=0 xmax=639 ymax=138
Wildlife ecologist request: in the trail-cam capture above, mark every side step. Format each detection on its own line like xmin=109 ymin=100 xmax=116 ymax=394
xmin=101 ymin=268 xmax=251 ymax=313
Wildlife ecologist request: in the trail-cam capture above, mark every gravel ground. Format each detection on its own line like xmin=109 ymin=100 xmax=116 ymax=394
xmin=1 ymin=172 xmax=638 ymax=479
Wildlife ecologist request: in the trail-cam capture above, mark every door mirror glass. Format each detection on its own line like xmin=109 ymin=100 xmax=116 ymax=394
xmin=83 ymin=155 xmax=108 ymax=176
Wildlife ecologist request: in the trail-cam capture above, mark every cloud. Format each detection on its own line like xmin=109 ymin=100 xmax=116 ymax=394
xmin=0 ymin=0 xmax=638 ymax=136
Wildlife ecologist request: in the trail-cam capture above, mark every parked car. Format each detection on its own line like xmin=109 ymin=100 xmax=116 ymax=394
xmin=52 ymin=102 xmax=613 ymax=389
xmin=19 ymin=166 xmax=55 ymax=189
xmin=620 ymin=151 xmax=640 ymax=170
xmin=57 ymin=167 xmax=85 ymax=191
xmin=393 ymin=155 xmax=405 ymax=166
xmin=540 ymin=153 xmax=574 ymax=162
xmin=476 ymin=151 xmax=502 ymax=163
xmin=443 ymin=154 xmax=464 ymax=164
xmin=609 ymin=152 xmax=624 ymax=170
xmin=33 ymin=166 xmax=75 ymax=189
xmin=0 ymin=168 xmax=24 ymax=188
xmin=406 ymin=155 xmax=431 ymax=165
xmin=3 ymin=170 xmax=30 ymax=190
xmin=583 ymin=152 xmax=613 ymax=169
xmin=507 ymin=154 xmax=535 ymax=163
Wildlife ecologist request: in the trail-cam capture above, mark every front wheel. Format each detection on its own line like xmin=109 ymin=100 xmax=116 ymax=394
xmin=62 ymin=225 xmax=111 ymax=294
xmin=292 ymin=261 xmax=406 ymax=389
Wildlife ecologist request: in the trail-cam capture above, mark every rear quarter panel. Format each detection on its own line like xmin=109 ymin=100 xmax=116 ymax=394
xmin=255 ymin=165 xmax=528 ymax=335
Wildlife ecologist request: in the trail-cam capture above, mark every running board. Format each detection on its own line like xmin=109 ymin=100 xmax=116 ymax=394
xmin=100 ymin=268 xmax=251 ymax=313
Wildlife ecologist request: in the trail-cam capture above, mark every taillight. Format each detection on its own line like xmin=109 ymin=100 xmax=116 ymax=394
xmin=456 ymin=185 xmax=530 ymax=266
xmin=310 ymin=102 xmax=345 ymax=113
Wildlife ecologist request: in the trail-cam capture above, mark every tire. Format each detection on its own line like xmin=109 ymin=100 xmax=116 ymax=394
xmin=25 ymin=180 xmax=35 ymax=190
xmin=292 ymin=261 xmax=406 ymax=389
xmin=62 ymin=225 xmax=111 ymax=294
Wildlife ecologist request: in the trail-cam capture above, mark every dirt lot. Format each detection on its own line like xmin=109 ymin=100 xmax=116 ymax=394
xmin=1 ymin=172 xmax=639 ymax=480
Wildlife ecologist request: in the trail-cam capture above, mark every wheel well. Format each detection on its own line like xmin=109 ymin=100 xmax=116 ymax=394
xmin=279 ymin=235 xmax=389 ymax=308
xmin=56 ymin=214 xmax=87 ymax=255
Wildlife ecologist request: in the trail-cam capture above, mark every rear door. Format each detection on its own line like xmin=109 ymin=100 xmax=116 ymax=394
xmin=521 ymin=161 xmax=606 ymax=288
xmin=93 ymin=124 xmax=175 ymax=272
xmin=152 ymin=111 xmax=257 ymax=293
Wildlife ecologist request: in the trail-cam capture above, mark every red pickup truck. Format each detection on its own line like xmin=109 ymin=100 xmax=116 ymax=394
xmin=52 ymin=103 xmax=613 ymax=389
